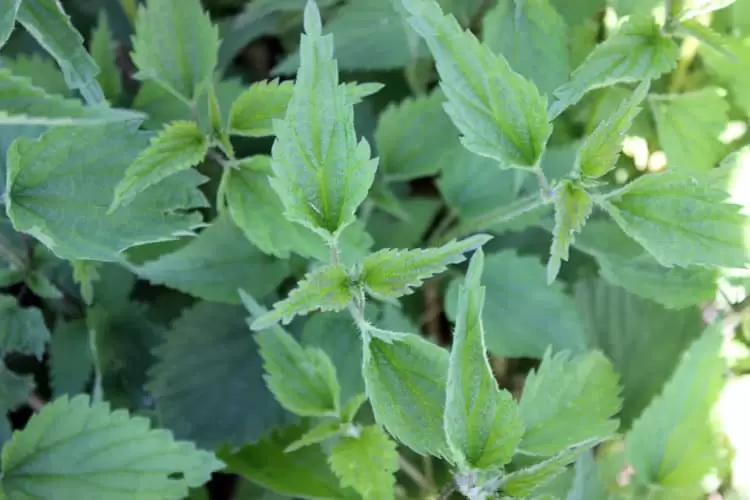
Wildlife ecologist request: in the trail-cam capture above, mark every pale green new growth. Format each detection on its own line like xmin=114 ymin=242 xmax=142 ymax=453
xmin=550 ymin=17 xmax=679 ymax=118
xmin=676 ymin=0 xmax=736 ymax=22
xmin=445 ymin=249 xmax=525 ymax=470
xmin=0 ymin=295 xmax=51 ymax=360
xmin=257 ymin=323 xmax=341 ymax=417
xmin=90 ymin=13 xmax=122 ymax=104
xmin=362 ymin=234 xmax=492 ymax=300
xmin=364 ymin=333 xmax=450 ymax=458
xmin=111 ymin=121 xmax=209 ymax=210
xmin=251 ymin=263 xmax=352 ymax=330
xmin=269 ymin=0 xmax=378 ymax=242
xmin=17 ymin=0 xmax=104 ymax=101
xmin=0 ymin=0 xmax=21 ymax=49
xmin=575 ymin=80 xmax=650 ymax=179
xmin=601 ymin=168 xmax=750 ymax=269
xmin=131 ymin=0 xmax=220 ymax=104
xmin=402 ymin=0 xmax=552 ymax=169
xmin=0 ymin=69 xmax=142 ymax=125
xmin=498 ymin=443 xmax=590 ymax=497
xmin=328 ymin=425 xmax=399 ymax=500
xmin=285 ymin=420 xmax=341 ymax=452
xmin=548 ymin=181 xmax=594 ymax=283
xmin=0 ymin=395 xmax=223 ymax=499
xmin=625 ymin=324 xmax=725 ymax=489
xmin=518 ymin=350 xmax=621 ymax=456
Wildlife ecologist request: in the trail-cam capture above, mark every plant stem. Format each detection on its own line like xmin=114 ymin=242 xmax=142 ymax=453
xmin=398 ymin=455 xmax=435 ymax=493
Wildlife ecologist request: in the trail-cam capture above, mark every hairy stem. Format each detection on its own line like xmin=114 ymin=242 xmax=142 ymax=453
xmin=398 ymin=455 xmax=435 ymax=492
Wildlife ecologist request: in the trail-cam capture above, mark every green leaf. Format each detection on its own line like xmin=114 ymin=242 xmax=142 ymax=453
xmin=90 ymin=12 xmax=122 ymax=104
xmin=0 ymin=364 xmax=34 ymax=412
xmin=228 ymin=79 xmax=294 ymax=137
xmin=49 ymin=320 xmax=92 ymax=397
xmin=676 ymin=0 xmax=736 ymax=21
xmin=0 ymin=69 xmax=141 ymax=125
xmin=547 ymin=180 xmax=594 ymax=283
xmin=499 ymin=445 xmax=589 ymax=497
xmin=550 ymin=17 xmax=679 ymax=118
xmin=445 ymin=249 xmax=525 ymax=469
xmin=600 ymin=168 xmax=750 ymax=269
xmin=648 ymin=88 xmax=730 ymax=172
xmin=574 ymin=80 xmax=650 ymax=179
xmin=285 ymin=420 xmax=342 ymax=452
xmin=674 ymin=20 xmax=736 ymax=59
xmin=517 ymin=349 xmax=621 ymax=456
xmin=131 ymin=0 xmax=219 ymax=104
xmin=549 ymin=0 xmax=604 ymax=25
xmin=625 ymin=324 xmax=725 ymax=489
xmin=149 ymin=302 xmax=293 ymax=449
xmin=252 ymin=264 xmax=352 ymax=330
xmin=0 ymin=0 xmax=21 ymax=49
xmin=270 ymin=1 xmax=377 ymax=241
xmin=0 ymin=295 xmax=50 ymax=359
xmin=700 ymin=37 xmax=750 ymax=116
xmin=218 ymin=424 xmax=356 ymax=499
xmin=361 ymin=234 xmax=491 ymax=301
xmin=565 ymin=451 xmax=607 ymax=500
xmin=340 ymin=393 xmax=368 ymax=423
xmin=445 ymin=251 xmax=587 ymax=358
xmin=575 ymin=278 xmax=706 ymax=428
xmin=111 ymin=120 xmax=208 ymax=210
xmin=482 ymin=0 xmax=569 ymax=97
xmin=0 ymin=394 xmax=223 ymax=499
xmin=403 ymin=0 xmax=552 ymax=169
xmin=17 ymin=0 xmax=103 ymax=101
xmin=4 ymin=53 xmax=69 ymax=96
xmin=136 ymin=215 xmax=289 ymax=304
xmin=6 ymin=123 xmax=208 ymax=262
xmin=363 ymin=332 xmax=450 ymax=458
xmin=328 ymin=425 xmax=399 ymax=500
xmin=256 ymin=319 xmax=341 ymax=417
xmin=375 ymin=89 xmax=459 ymax=182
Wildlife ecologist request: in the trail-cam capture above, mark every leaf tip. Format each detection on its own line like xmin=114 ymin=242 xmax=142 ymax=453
xmin=303 ymin=0 xmax=323 ymax=37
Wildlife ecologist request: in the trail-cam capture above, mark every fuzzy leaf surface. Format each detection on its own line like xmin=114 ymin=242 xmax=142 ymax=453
xmin=499 ymin=445 xmax=589 ymax=497
xmin=0 ymin=0 xmax=21 ymax=49
xmin=0 ymin=295 xmax=51 ymax=360
xmin=547 ymin=181 xmax=594 ymax=283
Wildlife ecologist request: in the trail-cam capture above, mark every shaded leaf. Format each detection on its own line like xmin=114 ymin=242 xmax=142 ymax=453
xmin=90 ymin=12 xmax=122 ymax=104
xmin=49 ymin=320 xmax=92 ymax=397
xmin=548 ymin=180 xmax=594 ymax=283
xmin=0 ymin=364 xmax=34 ymax=412
xmin=0 ymin=295 xmax=50 ymax=359
xmin=4 ymin=53 xmax=68 ymax=95
xmin=0 ymin=0 xmax=21 ymax=49
xmin=499 ymin=445 xmax=589 ymax=497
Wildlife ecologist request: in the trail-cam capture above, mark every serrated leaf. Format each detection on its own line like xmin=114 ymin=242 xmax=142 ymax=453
xmin=550 ymin=17 xmax=679 ymax=118
xmin=0 ymin=295 xmax=50 ymax=359
xmin=499 ymin=444 xmax=589 ymax=497
xmin=547 ymin=180 xmax=594 ymax=283
xmin=17 ymin=0 xmax=103 ymax=101
xmin=403 ymin=0 xmax=552 ymax=169
xmin=575 ymin=80 xmax=650 ymax=179
xmin=445 ymin=249 xmax=525 ymax=470
xmin=0 ymin=394 xmax=223 ymax=499
xmin=218 ymin=424 xmax=355 ymax=499
xmin=329 ymin=425 xmax=399 ymax=500
xmin=285 ymin=420 xmax=342 ymax=452
xmin=256 ymin=320 xmax=341 ymax=417
xmin=149 ymin=302 xmax=293 ymax=449
xmin=445 ymin=251 xmax=587 ymax=358
xmin=601 ymin=168 xmax=750 ymax=269
xmin=252 ymin=264 xmax=352 ymax=330
xmin=136 ymin=215 xmax=289 ymax=304
xmin=0 ymin=0 xmax=21 ymax=49
xmin=518 ymin=350 xmax=621 ymax=456
xmin=131 ymin=0 xmax=219 ymax=104
xmin=228 ymin=79 xmax=294 ymax=138
xmin=6 ymin=123 xmax=208 ymax=262
xmin=363 ymin=333 xmax=450 ymax=458
xmin=111 ymin=121 xmax=208 ymax=210
xmin=0 ymin=364 xmax=34 ymax=412
xmin=676 ymin=0 xmax=735 ymax=21
xmin=575 ymin=278 xmax=706 ymax=428
xmin=0 ymin=69 xmax=141 ymax=125
xmin=49 ymin=319 xmax=92 ymax=397
xmin=361 ymin=234 xmax=491 ymax=300
xmin=270 ymin=2 xmax=377 ymax=241
xmin=625 ymin=324 xmax=725 ymax=488
xmin=648 ymin=88 xmax=729 ymax=172
xmin=483 ymin=0 xmax=569 ymax=97
xmin=4 ymin=53 xmax=69 ymax=96
xmin=375 ymin=89 xmax=459 ymax=182
xmin=674 ymin=20 xmax=736 ymax=59
xmin=90 ymin=12 xmax=122 ymax=104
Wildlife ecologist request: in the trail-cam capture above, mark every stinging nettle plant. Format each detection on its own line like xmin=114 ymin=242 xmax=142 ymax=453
xmin=0 ymin=0 xmax=748 ymax=498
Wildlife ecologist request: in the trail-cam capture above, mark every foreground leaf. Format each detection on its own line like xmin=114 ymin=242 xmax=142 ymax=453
xmin=0 ymin=395 xmax=223 ymax=499
xmin=403 ymin=0 xmax=552 ymax=169
xmin=518 ymin=350 xmax=621 ymax=456
xmin=228 ymin=79 xmax=294 ymax=137
xmin=625 ymin=324 xmax=725 ymax=489
xmin=111 ymin=121 xmax=208 ymax=210
xmin=547 ymin=181 xmax=594 ymax=283
xmin=270 ymin=1 xmax=377 ymax=241
xmin=251 ymin=263 xmax=352 ymax=329
xmin=363 ymin=333 xmax=450 ymax=458
xmin=550 ymin=17 xmax=679 ymax=118
xmin=0 ymin=0 xmax=21 ymax=49
xmin=329 ymin=425 xmax=399 ymax=500
xmin=361 ymin=234 xmax=491 ymax=300
xmin=499 ymin=444 xmax=590 ymax=497
xmin=445 ymin=249 xmax=524 ymax=469
xmin=0 ymin=295 xmax=51 ymax=359
xmin=131 ymin=0 xmax=219 ymax=104
xmin=6 ymin=123 xmax=208 ymax=262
